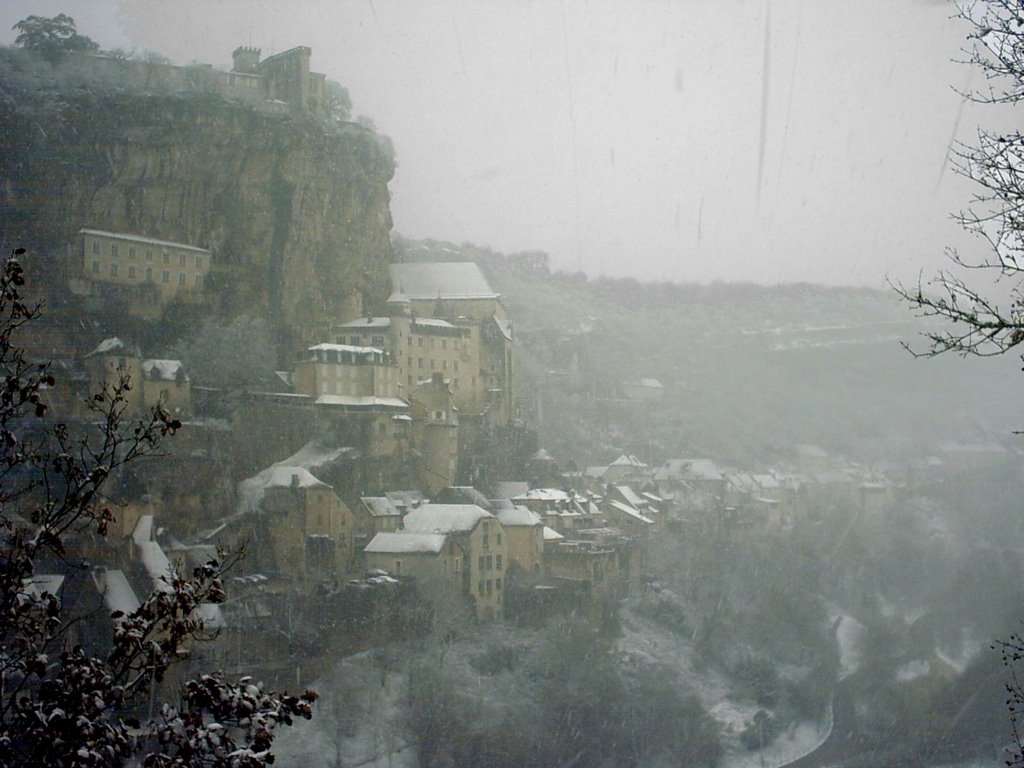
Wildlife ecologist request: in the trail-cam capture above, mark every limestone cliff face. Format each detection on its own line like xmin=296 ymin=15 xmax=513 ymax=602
xmin=0 ymin=87 xmax=394 ymax=331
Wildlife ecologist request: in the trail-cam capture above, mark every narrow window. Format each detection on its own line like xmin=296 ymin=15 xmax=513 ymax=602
xmin=91 ymin=261 xmax=100 ymax=274
xmin=110 ymin=264 xmax=118 ymax=276
xmin=178 ymin=273 xmax=186 ymax=285
xmin=110 ymin=244 xmax=118 ymax=257
xmin=162 ymin=270 xmax=170 ymax=283
xmin=128 ymin=266 xmax=135 ymax=278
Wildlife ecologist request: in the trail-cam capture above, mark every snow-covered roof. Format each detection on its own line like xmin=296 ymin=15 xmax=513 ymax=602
xmin=138 ymin=541 xmax=174 ymax=593
xmin=195 ymin=602 xmax=226 ymax=630
xmin=633 ymin=378 xmax=663 ymax=388
xmin=306 ymin=343 xmax=385 ymax=356
xmin=613 ymin=485 xmax=646 ymax=508
xmin=584 ymin=465 xmax=608 ymax=478
xmin=277 ymin=441 xmax=353 ymax=470
xmin=237 ymin=465 xmax=330 ymax=514
xmin=142 ymin=359 xmax=188 ymax=382
xmin=496 ymin=505 xmax=543 ymax=527
xmin=402 ymin=504 xmax=494 ymax=535
xmin=542 ymin=526 xmax=564 ymax=541
xmin=688 ymin=459 xmax=722 ymax=482
xmin=86 ymin=337 xmax=139 ymax=358
xmin=606 ymin=500 xmax=654 ymax=525
xmin=412 ymin=317 xmax=456 ymax=329
xmin=365 ymin=532 xmax=448 ymax=554
xmin=339 ymin=317 xmax=391 ymax=329
xmin=79 ymin=228 xmax=209 ymax=254
xmin=314 ymin=395 xmax=408 ymax=409
xmin=361 ymin=496 xmax=402 ymax=518
xmin=493 ymin=315 xmax=513 ymax=341
xmin=389 ymin=262 xmax=498 ymax=300
xmin=24 ymin=574 xmax=64 ymax=599
xmin=513 ymin=488 xmax=570 ymax=502
xmin=610 ymin=454 xmax=647 ymax=468
xmin=132 ymin=514 xmax=155 ymax=546
xmin=95 ymin=569 xmax=140 ymax=616
xmin=641 ymin=491 xmax=663 ymax=504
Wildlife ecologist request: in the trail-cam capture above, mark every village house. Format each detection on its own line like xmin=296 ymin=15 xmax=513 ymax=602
xmin=408 ymin=373 xmax=459 ymax=494
xmin=363 ymin=533 xmax=465 ymax=601
xmin=73 ymin=230 xmax=210 ymax=317
xmin=492 ymin=499 xmax=545 ymax=575
xmin=84 ymin=338 xmax=192 ymax=417
xmin=228 ymin=465 xmax=356 ymax=583
xmin=397 ymin=503 xmax=507 ymax=620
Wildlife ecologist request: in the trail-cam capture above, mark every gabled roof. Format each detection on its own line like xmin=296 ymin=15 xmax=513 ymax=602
xmin=86 ymin=337 xmax=140 ymax=358
xmin=402 ymin=504 xmax=494 ymax=535
xmin=79 ymin=228 xmax=209 ymax=254
xmin=612 ymin=485 xmax=646 ymax=508
xmin=365 ymin=532 xmax=448 ymax=554
xmin=496 ymin=505 xmax=543 ymax=527
xmin=237 ymin=465 xmax=331 ymax=513
xmin=142 ymin=359 xmax=188 ymax=382
xmin=361 ymin=496 xmax=402 ymax=518
xmin=389 ymin=262 xmax=498 ymax=300
xmin=95 ymin=569 xmax=140 ymax=616
xmin=606 ymin=500 xmax=654 ymax=525
xmin=610 ymin=454 xmax=647 ymax=468
xmin=542 ymin=526 xmax=564 ymax=541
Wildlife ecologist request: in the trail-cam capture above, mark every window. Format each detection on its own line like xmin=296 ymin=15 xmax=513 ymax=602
xmin=430 ymin=359 xmax=435 ymax=369
xmin=394 ymin=560 xmax=402 ymax=575
xmin=179 ymin=254 xmax=186 ymax=266
xmin=146 ymin=250 xmax=153 ymax=261
xmin=162 ymin=252 xmax=169 ymax=264
xmin=454 ymin=360 xmax=459 ymax=371
xmin=486 ymin=555 xmax=492 ymax=570
xmin=496 ymin=555 xmax=502 ymax=571
xmin=496 ymin=533 xmax=502 ymax=545
xmin=417 ymin=337 xmax=423 ymax=347
xmin=110 ymin=264 xmax=118 ymax=276
xmin=478 ymin=555 xmax=485 ymax=572
xmin=91 ymin=261 xmax=100 ymax=274
xmin=195 ymin=275 xmax=203 ymax=287
xmin=496 ymin=578 xmax=502 ymax=592
xmin=91 ymin=241 xmax=99 ymax=254
xmin=128 ymin=247 xmax=135 ymax=259
xmin=485 ymin=580 xmax=492 ymax=595
xmin=128 ymin=266 xmax=135 ymax=278
xmin=407 ymin=357 xmax=412 ymax=368
xmin=430 ymin=338 xmax=435 ymax=349
xmin=417 ymin=358 xmax=423 ymax=369
xmin=110 ymin=244 xmax=118 ymax=257
xmin=195 ymin=255 xmax=202 ymax=268
xmin=442 ymin=360 xmax=448 ymax=370
xmin=441 ymin=339 xmax=447 ymax=350
xmin=455 ymin=558 xmax=460 ymax=573
xmin=145 ymin=268 xmax=152 ymax=281
xmin=351 ymin=335 xmax=362 ymax=345
xmin=162 ymin=270 xmax=170 ymax=283
xmin=372 ymin=335 xmax=385 ymax=346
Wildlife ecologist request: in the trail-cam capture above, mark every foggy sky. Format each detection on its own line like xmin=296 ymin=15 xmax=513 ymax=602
xmin=0 ymin=0 xmax=1005 ymax=286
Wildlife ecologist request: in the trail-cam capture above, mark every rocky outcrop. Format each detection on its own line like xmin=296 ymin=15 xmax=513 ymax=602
xmin=0 ymin=57 xmax=394 ymax=333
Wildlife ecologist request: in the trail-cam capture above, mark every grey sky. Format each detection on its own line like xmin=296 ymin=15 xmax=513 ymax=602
xmin=0 ymin=0 xmax=1003 ymax=286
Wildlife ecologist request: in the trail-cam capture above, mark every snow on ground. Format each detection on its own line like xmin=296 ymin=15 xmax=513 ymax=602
xmin=273 ymin=652 xmax=416 ymax=768
xmin=618 ymin=602 xmax=831 ymax=768
xmin=834 ymin=614 xmax=866 ymax=679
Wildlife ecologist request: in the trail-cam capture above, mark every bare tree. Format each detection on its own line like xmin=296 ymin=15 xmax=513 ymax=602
xmin=0 ymin=252 xmax=315 ymax=766
xmin=894 ymin=1 xmax=1024 ymax=359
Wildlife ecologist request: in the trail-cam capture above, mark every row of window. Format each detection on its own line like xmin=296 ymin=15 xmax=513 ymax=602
xmin=407 ymin=356 xmax=459 ymax=372
xmin=477 ymin=578 xmax=502 ymax=595
xmin=90 ymin=241 xmax=204 ymax=268
xmin=407 ymin=375 xmax=461 ymax=390
xmin=345 ymin=335 xmax=387 ymax=347
xmin=91 ymin=261 xmax=202 ymax=286
xmin=408 ymin=336 xmax=460 ymax=351
xmin=478 ymin=554 xmax=503 ymax=572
